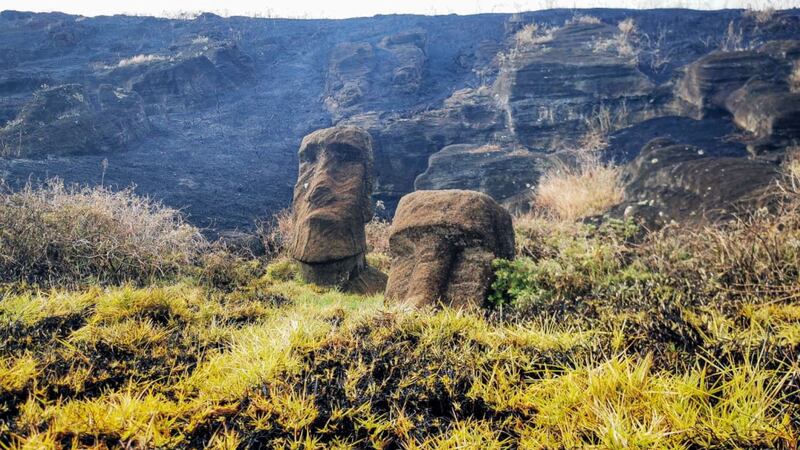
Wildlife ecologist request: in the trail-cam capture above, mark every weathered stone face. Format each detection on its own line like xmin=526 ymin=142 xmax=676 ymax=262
xmin=385 ymin=190 xmax=515 ymax=308
xmin=289 ymin=126 xmax=385 ymax=292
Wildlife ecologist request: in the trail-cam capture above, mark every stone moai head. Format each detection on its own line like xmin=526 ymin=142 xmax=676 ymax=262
xmin=289 ymin=126 xmax=376 ymax=287
xmin=385 ymin=190 xmax=515 ymax=308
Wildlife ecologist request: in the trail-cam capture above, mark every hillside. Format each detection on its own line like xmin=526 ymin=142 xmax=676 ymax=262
xmin=1 ymin=9 xmax=799 ymax=230
xmin=2 ymin=193 xmax=799 ymax=448
xmin=2 ymin=9 xmax=800 ymax=447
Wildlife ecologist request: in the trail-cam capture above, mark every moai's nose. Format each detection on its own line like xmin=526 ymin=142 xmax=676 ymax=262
xmin=402 ymin=237 xmax=455 ymax=308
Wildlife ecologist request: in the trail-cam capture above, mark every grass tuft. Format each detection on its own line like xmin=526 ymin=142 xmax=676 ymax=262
xmin=0 ymin=179 xmax=206 ymax=286
xmin=534 ymin=153 xmax=624 ymax=221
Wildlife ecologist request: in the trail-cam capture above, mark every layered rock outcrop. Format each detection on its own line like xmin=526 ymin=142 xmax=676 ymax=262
xmin=119 ymin=42 xmax=254 ymax=113
xmin=385 ymin=190 xmax=514 ymax=308
xmin=414 ymin=144 xmax=556 ymax=212
xmin=0 ymin=84 xmax=149 ymax=157
xmin=675 ymin=49 xmax=788 ymax=117
xmin=675 ymin=43 xmax=800 ymax=155
xmin=494 ymin=20 xmax=658 ymax=150
xmin=289 ymin=126 xmax=386 ymax=294
xmin=725 ymin=79 xmax=800 ymax=154
xmin=616 ymin=138 xmax=780 ymax=228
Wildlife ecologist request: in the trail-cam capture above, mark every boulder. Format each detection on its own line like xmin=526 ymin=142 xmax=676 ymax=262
xmin=414 ymin=144 xmax=555 ymax=207
xmin=725 ymin=79 xmax=800 ymax=154
xmin=675 ymin=49 xmax=789 ymax=118
xmin=385 ymin=190 xmax=515 ymax=308
xmin=289 ymin=126 xmax=387 ymax=294
xmin=614 ymin=138 xmax=779 ymax=228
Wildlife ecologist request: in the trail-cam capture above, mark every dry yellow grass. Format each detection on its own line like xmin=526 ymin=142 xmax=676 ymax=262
xmin=257 ymin=207 xmax=294 ymax=258
xmin=569 ymin=14 xmax=602 ymax=25
xmin=744 ymin=6 xmax=777 ymax=25
xmin=534 ymin=153 xmax=624 ymax=220
xmin=593 ymin=18 xmax=639 ymax=60
xmin=365 ymin=216 xmax=391 ymax=255
xmin=512 ymin=23 xmax=557 ymax=47
xmin=578 ymin=103 xmax=629 ymax=152
xmin=0 ymin=178 xmax=205 ymax=285
xmin=783 ymin=145 xmax=800 ymax=195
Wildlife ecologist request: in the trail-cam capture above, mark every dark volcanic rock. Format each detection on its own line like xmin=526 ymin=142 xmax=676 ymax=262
xmin=675 ymin=44 xmax=798 ymax=119
xmin=0 ymin=10 xmax=798 ymax=230
xmin=725 ymin=79 xmax=800 ymax=154
xmin=385 ymin=189 xmax=514 ymax=309
xmin=324 ymin=30 xmax=427 ymax=121
xmin=289 ymin=126 xmax=386 ymax=294
xmin=615 ymin=138 xmax=779 ymax=228
xmin=0 ymin=84 xmax=149 ymax=158
xmin=676 ymin=50 xmax=786 ymax=117
xmin=494 ymin=21 xmax=657 ymax=150
xmin=348 ymin=86 xmax=509 ymax=208
xmin=605 ymin=116 xmax=748 ymax=163
xmin=414 ymin=144 xmax=555 ymax=209
xmin=125 ymin=43 xmax=254 ymax=113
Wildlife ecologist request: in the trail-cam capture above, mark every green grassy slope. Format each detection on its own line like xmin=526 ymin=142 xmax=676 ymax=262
xmin=2 ymin=204 xmax=799 ymax=448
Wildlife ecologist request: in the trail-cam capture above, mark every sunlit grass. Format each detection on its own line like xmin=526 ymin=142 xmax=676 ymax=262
xmin=2 ymin=229 xmax=799 ymax=448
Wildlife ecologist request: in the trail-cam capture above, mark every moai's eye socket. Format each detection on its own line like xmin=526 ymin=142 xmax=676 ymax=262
xmin=390 ymin=232 xmax=415 ymax=257
xmin=299 ymin=144 xmax=318 ymax=164
xmin=329 ymin=143 xmax=361 ymax=162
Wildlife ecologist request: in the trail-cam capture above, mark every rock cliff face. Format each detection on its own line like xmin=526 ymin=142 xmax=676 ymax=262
xmin=414 ymin=144 xmax=556 ymax=212
xmin=0 ymin=83 xmax=149 ymax=157
xmin=494 ymin=20 xmax=657 ymax=150
xmin=0 ymin=9 xmax=798 ymax=230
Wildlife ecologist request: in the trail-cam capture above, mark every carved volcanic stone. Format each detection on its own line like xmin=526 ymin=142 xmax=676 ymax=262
xmin=324 ymin=30 xmax=427 ymax=121
xmin=289 ymin=126 xmax=387 ymax=294
xmin=385 ymin=190 xmax=515 ymax=308
xmin=725 ymin=79 xmax=800 ymax=154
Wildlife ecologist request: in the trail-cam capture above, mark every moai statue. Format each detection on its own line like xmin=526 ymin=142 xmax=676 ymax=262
xmin=385 ymin=190 xmax=515 ymax=308
xmin=289 ymin=126 xmax=386 ymax=294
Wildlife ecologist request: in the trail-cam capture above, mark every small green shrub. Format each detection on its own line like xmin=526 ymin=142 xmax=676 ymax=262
xmin=493 ymin=199 xmax=800 ymax=329
xmin=489 ymin=218 xmax=650 ymax=315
